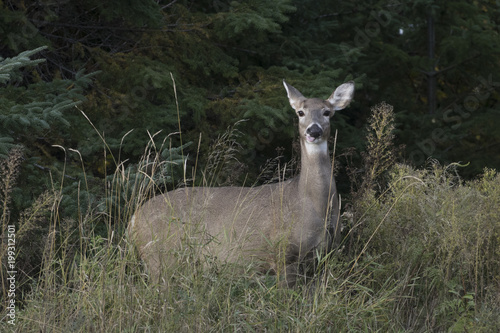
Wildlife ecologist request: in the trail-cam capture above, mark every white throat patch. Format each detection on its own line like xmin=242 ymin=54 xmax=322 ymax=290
xmin=304 ymin=140 xmax=328 ymax=155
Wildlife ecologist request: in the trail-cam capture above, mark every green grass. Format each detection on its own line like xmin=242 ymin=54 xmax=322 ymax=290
xmin=2 ymin=102 xmax=500 ymax=332
xmin=3 ymin=163 xmax=499 ymax=332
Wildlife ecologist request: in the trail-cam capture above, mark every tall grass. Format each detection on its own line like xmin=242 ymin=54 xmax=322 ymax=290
xmin=1 ymin=101 xmax=499 ymax=332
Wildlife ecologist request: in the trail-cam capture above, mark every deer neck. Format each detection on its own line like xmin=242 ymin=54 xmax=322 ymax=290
xmin=297 ymin=140 xmax=334 ymax=215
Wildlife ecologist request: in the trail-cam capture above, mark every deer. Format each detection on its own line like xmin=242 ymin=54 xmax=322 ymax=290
xmin=129 ymin=80 xmax=355 ymax=287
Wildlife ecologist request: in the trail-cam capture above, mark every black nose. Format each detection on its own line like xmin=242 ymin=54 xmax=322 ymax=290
xmin=306 ymin=124 xmax=323 ymax=138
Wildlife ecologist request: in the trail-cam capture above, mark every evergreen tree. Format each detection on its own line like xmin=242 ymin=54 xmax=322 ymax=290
xmin=338 ymin=0 xmax=500 ymax=175
xmin=0 ymin=46 xmax=93 ymax=215
xmin=0 ymin=47 xmax=45 ymax=157
xmin=2 ymin=0 xmax=499 ymax=221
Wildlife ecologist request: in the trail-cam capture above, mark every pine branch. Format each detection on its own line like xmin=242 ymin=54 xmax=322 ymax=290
xmin=0 ymin=46 xmax=48 ymax=84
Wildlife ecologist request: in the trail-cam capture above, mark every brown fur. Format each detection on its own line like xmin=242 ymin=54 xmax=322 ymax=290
xmin=129 ymin=80 xmax=354 ymax=286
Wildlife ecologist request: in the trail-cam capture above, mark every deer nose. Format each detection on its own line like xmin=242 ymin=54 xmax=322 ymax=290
xmin=306 ymin=124 xmax=323 ymax=139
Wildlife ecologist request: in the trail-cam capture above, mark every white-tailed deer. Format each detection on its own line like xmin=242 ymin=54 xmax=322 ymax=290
xmin=129 ymin=80 xmax=354 ymax=286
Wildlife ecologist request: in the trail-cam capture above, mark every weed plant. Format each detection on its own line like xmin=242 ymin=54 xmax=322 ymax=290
xmin=1 ymin=101 xmax=499 ymax=332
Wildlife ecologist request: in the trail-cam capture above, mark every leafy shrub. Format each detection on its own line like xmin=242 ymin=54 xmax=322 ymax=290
xmin=351 ymin=163 xmax=500 ymax=330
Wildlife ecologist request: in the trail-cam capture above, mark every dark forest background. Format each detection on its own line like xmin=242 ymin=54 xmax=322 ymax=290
xmin=2 ymin=0 xmax=500 ymax=219
xmin=2 ymin=2 xmax=500 ymax=330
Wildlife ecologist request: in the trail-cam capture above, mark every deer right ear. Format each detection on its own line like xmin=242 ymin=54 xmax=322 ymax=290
xmin=283 ymin=80 xmax=305 ymax=111
xmin=328 ymin=81 xmax=355 ymax=111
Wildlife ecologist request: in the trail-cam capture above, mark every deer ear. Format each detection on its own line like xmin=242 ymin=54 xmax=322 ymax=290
xmin=328 ymin=81 xmax=355 ymax=111
xmin=283 ymin=80 xmax=305 ymax=111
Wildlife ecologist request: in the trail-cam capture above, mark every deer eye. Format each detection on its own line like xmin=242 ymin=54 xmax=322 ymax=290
xmin=297 ymin=111 xmax=305 ymax=117
xmin=323 ymin=110 xmax=331 ymax=117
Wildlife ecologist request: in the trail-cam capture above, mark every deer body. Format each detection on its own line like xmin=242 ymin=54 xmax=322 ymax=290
xmin=129 ymin=80 xmax=354 ymax=286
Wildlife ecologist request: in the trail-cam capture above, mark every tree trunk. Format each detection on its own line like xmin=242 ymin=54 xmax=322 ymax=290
xmin=427 ymin=11 xmax=436 ymax=114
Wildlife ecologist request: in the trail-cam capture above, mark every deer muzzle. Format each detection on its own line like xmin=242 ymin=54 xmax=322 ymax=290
xmin=305 ymin=124 xmax=323 ymax=142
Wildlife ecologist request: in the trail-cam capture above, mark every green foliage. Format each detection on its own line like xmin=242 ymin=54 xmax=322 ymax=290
xmin=0 ymin=47 xmax=96 ymax=219
xmin=102 ymin=138 xmax=191 ymax=223
xmin=3 ymin=157 xmax=499 ymax=331
xmin=1 ymin=0 xmax=499 ymax=184
xmin=1 ymin=97 xmax=499 ymax=331
xmin=213 ymin=0 xmax=295 ymax=39
xmin=351 ymin=163 xmax=500 ymax=329
xmin=353 ymin=0 xmax=500 ymax=175
xmin=93 ymin=0 xmax=163 ymax=28
xmin=0 ymin=47 xmax=46 ymax=157
xmin=0 ymin=46 xmax=46 ymax=84
xmin=0 ymin=1 xmax=499 ymax=329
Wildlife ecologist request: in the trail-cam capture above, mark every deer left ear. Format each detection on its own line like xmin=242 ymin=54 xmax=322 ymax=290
xmin=328 ymin=81 xmax=355 ymax=111
xmin=283 ymin=80 xmax=305 ymax=111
